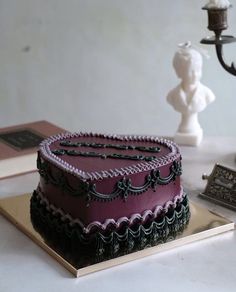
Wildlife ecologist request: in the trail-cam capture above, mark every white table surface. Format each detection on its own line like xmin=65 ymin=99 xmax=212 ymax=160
xmin=1 ymin=137 xmax=236 ymax=292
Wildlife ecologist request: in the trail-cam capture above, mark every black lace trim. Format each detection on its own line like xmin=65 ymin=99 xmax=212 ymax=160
xmin=51 ymin=140 xmax=162 ymax=162
xmin=37 ymin=154 xmax=182 ymax=204
xmin=30 ymin=192 xmax=190 ymax=261
xmin=59 ymin=140 xmax=161 ymax=153
xmin=52 ymin=149 xmax=157 ymax=162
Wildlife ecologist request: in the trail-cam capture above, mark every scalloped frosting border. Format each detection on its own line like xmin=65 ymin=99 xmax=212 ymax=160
xmin=34 ymin=187 xmax=184 ymax=234
xmin=39 ymin=132 xmax=181 ymax=181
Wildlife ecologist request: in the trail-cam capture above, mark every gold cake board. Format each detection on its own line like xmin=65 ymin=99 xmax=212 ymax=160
xmin=0 ymin=194 xmax=234 ymax=278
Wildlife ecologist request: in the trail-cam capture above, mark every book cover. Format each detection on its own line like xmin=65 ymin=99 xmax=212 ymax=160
xmin=0 ymin=120 xmax=66 ymax=179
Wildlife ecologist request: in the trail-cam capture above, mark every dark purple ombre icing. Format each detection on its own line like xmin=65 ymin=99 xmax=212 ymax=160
xmin=35 ymin=132 xmax=183 ymax=231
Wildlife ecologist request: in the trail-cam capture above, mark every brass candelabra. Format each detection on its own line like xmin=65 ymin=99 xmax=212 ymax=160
xmin=201 ymin=4 xmax=236 ymax=75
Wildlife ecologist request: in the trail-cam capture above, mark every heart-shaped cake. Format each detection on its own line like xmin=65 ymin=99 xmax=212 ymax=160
xmin=31 ymin=132 xmax=190 ymax=256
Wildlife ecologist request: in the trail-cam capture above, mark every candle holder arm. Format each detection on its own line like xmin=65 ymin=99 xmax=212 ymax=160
xmin=215 ymin=43 xmax=236 ymax=76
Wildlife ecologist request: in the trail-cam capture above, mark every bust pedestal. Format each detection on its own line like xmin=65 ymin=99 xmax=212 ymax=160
xmin=174 ymin=129 xmax=203 ymax=146
xmin=175 ymin=112 xmax=203 ymax=146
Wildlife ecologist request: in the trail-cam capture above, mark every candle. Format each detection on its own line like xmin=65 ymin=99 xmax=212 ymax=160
xmin=205 ymin=0 xmax=231 ymax=9
xmin=203 ymin=0 xmax=231 ymax=32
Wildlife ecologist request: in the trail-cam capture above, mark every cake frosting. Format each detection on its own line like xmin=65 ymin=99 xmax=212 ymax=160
xmin=31 ymin=132 xmax=190 ymax=256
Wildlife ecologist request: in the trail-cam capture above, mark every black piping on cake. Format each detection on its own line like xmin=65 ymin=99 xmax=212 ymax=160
xmin=37 ymin=155 xmax=182 ymax=204
xmin=30 ymin=191 xmax=190 ymax=261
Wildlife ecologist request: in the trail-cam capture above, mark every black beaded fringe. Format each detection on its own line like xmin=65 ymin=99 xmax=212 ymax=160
xmin=30 ymin=191 xmax=190 ymax=266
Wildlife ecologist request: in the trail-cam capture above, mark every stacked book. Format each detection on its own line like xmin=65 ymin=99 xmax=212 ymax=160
xmin=0 ymin=120 xmax=66 ymax=179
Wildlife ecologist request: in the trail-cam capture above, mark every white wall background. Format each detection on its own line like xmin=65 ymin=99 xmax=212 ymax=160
xmin=0 ymin=0 xmax=236 ymax=136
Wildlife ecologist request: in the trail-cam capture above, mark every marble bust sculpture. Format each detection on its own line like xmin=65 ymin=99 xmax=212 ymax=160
xmin=167 ymin=42 xmax=215 ymax=146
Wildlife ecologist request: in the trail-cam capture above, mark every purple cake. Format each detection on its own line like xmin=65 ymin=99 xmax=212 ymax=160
xmin=31 ymin=132 xmax=190 ymax=256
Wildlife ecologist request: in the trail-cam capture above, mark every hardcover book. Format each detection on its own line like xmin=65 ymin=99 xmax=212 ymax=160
xmin=0 ymin=120 xmax=66 ymax=179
